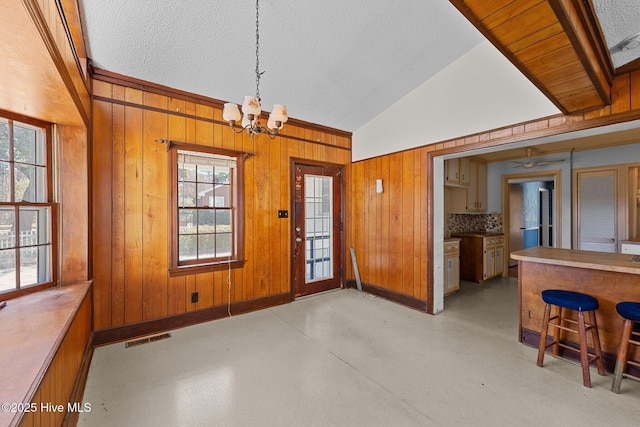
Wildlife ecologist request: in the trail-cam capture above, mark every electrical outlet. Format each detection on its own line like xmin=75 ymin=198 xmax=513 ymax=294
xmin=191 ymin=292 xmax=199 ymax=303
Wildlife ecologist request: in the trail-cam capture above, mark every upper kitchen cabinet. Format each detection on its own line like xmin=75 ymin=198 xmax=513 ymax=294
xmin=445 ymin=158 xmax=486 ymax=212
xmin=467 ymin=161 xmax=487 ymax=212
xmin=445 ymin=158 xmax=470 ymax=186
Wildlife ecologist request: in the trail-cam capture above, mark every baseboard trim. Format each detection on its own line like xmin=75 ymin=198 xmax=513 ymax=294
xmin=345 ymin=279 xmax=426 ymax=311
xmin=63 ymin=334 xmax=94 ymax=427
xmin=93 ymin=293 xmax=292 ymax=346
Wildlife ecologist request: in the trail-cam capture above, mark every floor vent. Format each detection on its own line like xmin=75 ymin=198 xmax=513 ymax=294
xmin=125 ymin=333 xmax=172 ymax=348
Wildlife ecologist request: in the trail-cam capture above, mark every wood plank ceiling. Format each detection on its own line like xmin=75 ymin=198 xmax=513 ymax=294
xmin=450 ymin=0 xmax=613 ymax=115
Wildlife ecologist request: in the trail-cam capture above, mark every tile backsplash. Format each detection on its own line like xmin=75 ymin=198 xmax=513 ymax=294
xmin=448 ymin=212 xmax=502 ymax=235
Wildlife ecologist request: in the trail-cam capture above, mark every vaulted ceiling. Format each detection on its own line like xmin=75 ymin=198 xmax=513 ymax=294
xmin=78 ymin=0 xmax=640 ymax=134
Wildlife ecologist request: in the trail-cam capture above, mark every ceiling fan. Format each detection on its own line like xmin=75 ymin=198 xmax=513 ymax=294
xmin=511 ymin=148 xmax=565 ymax=169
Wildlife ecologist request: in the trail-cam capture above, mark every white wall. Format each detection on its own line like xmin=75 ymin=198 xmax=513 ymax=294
xmin=487 ymin=142 xmax=640 ymax=248
xmin=352 ymin=41 xmax=559 ymax=161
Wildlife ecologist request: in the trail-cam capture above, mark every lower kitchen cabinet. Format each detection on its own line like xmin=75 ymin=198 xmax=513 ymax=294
xmin=444 ymin=238 xmax=460 ymax=295
xmin=453 ymin=233 xmax=504 ymax=283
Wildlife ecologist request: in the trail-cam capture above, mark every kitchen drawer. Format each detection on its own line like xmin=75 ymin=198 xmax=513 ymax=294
xmin=484 ymin=236 xmax=503 ymax=247
xmin=444 ymin=241 xmax=460 ymax=253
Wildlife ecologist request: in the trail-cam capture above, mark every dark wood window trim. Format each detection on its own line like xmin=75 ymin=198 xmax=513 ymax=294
xmin=168 ymin=141 xmax=247 ymax=277
xmin=0 ymin=109 xmax=57 ymax=300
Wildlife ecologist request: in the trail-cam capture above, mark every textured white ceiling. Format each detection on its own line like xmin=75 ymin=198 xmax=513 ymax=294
xmin=592 ymin=0 xmax=640 ymax=68
xmin=79 ymin=1 xmax=639 ymax=132
xmin=79 ymin=0 xmax=484 ymax=131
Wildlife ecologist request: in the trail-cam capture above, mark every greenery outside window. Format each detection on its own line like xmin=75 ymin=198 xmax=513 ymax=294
xmin=169 ymin=143 xmax=245 ymax=275
xmin=0 ymin=112 xmax=54 ymax=296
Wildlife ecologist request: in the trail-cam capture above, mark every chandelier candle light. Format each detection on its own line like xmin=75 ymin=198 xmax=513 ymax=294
xmin=222 ymin=0 xmax=288 ymax=139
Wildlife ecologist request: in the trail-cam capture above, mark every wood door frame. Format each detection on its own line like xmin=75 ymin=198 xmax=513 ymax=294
xmin=289 ymin=158 xmax=346 ymax=300
xmin=572 ymin=165 xmax=626 ymax=251
xmin=501 ymin=169 xmax=563 ymax=274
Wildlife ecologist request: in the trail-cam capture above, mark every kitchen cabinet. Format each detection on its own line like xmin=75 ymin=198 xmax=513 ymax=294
xmin=444 ymin=239 xmax=460 ymax=295
xmin=445 ymin=159 xmax=486 ymax=212
xmin=453 ymin=233 xmax=504 ymax=283
xmin=467 ymin=161 xmax=487 ymax=212
xmin=445 ymin=158 xmax=470 ymax=186
xmin=483 ymin=236 xmax=504 ymax=279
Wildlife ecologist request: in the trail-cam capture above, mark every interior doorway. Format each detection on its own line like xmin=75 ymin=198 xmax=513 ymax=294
xmin=502 ymin=170 xmax=562 ymax=274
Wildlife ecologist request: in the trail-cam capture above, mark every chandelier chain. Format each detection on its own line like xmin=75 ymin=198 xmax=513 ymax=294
xmin=255 ymin=0 xmax=261 ymax=101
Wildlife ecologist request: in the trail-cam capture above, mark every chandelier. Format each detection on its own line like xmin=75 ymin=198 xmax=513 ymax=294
xmin=222 ymin=0 xmax=287 ymax=139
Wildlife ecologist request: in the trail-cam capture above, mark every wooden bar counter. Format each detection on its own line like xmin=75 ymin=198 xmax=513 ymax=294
xmin=511 ymin=247 xmax=640 ymax=371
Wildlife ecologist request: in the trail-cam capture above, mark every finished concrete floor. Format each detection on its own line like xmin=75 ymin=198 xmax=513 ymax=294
xmin=79 ymin=278 xmax=640 ymax=426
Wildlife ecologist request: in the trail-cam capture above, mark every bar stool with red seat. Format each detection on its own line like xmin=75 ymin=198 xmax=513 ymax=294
xmin=611 ymin=302 xmax=640 ymax=393
xmin=537 ymin=289 xmax=605 ymax=387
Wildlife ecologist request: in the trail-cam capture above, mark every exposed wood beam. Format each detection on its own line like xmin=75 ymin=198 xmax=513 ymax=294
xmin=450 ymin=0 xmax=612 ymax=114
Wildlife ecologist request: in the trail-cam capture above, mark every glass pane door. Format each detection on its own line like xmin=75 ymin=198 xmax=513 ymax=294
xmin=305 ymin=175 xmax=333 ymax=283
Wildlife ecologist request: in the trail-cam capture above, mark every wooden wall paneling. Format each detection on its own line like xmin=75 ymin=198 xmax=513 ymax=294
xmin=304 ymin=128 xmax=314 ymax=159
xmin=269 ymin=136 xmax=283 ymax=297
xmin=241 ymin=132 xmax=255 ymax=302
xmin=342 ymin=149 xmax=352 ymax=280
xmin=185 ymin=102 xmax=197 ymax=143
xmin=92 ymin=100 xmax=113 ymax=330
xmin=59 ymin=125 xmax=89 ymax=283
xmin=413 ymin=149 xmax=427 ymax=300
xmin=611 ymin=73 xmax=631 ymax=114
xmin=419 ymin=148 xmax=429 ymax=301
xmin=185 ymin=275 xmax=197 ymax=313
xmin=388 ymin=153 xmax=404 ymax=293
xmin=362 ymin=158 xmax=372 ymax=283
xmin=361 ymin=158 xmax=371 ymax=282
xmin=373 ymin=157 xmax=382 ymax=287
xmin=281 ymin=138 xmax=290 ymax=295
xmin=380 ymin=155 xmax=391 ymax=289
xmin=90 ymin=72 xmax=351 ymax=335
xmin=401 ymin=151 xmax=415 ymax=296
xmin=142 ymin=103 xmax=169 ymax=320
xmin=631 ymin=71 xmax=640 ymax=110
xmin=362 ymin=158 xmax=373 ymax=283
xmin=111 ymin=102 xmax=126 ymax=326
xmin=123 ymin=104 xmax=144 ymax=324
xmin=325 ymin=135 xmax=338 ymax=164
xmin=350 ymin=161 xmax=363 ymax=285
xmin=195 ymin=272 xmax=214 ymax=311
xmin=253 ymin=136 xmax=271 ymax=298
xmin=167 ymin=98 xmax=187 ymax=316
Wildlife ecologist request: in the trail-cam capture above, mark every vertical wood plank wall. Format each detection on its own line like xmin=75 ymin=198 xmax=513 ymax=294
xmin=349 ymin=149 xmax=429 ymax=304
xmin=58 ymin=125 xmax=90 ymax=283
xmin=349 ymin=70 xmax=640 ymax=312
xmin=91 ymin=76 xmax=352 ymax=333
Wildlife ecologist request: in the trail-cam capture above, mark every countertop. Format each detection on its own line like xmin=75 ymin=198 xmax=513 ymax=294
xmin=450 ymin=232 xmax=504 ymax=238
xmin=511 ymin=247 xmax=640 ymax=275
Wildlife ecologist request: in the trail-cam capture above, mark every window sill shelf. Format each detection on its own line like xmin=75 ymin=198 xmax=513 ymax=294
xmin=169 ymin=259 xmax=246 ymax=277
